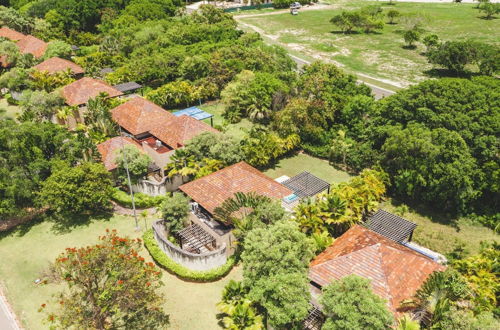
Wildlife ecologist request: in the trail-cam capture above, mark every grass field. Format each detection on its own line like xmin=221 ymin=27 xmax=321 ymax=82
xmin=0 ymin=98 xmax=21 ymax=120
xmin=0 ymin=214 xmax=241 ymax=329
xmin=264 ymin=152 xmax=352 ymax=184
xmin=200 ymin=102 xmax=253 ymax=140
xmin=238 ymin=1 xmax=499 ymax=87
xmin=381 ymin=200 xmax=499 ymax=257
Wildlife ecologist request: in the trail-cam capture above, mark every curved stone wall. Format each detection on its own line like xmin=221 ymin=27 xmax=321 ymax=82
xmin=152 ymin=220 xmax=227 ymax=271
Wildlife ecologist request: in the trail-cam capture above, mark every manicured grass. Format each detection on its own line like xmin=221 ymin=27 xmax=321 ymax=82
xmin=200 ymin=101 xmax=253 ymax=140
xmin=0 ymin=214 xmax=241 ymax=329
xmin=0 ymin=98 xmax=21 ymax=120
xmin=381 ymin=200 xmax=500 ymax=257
xmin=238 ymin=1 xmax=499 ymax=87
xmin=264 ymin=152 xmax=352 ymax=184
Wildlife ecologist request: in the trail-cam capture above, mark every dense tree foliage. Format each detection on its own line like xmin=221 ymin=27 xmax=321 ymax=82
xmin=294 ymin=169 xmax=386 ymax=236
xmin=0 ymin=121 xmax=95 ymax=219
xmin=37 ymin=162 xmax=113 ymax=215
xmin=320 ymin=275 xmax=394 ymax=330
xmin=344 ymin=76 xmax=499 ymax=215
xmin=241 ymin=220 xmax=314 ymax=327
xmin=45 ymin=231 xmax=169 ymax=328
xmin=115 ymin=145 xmax=152 ymax=185
xmin=160 ymin=192 xmax=190 ymax=234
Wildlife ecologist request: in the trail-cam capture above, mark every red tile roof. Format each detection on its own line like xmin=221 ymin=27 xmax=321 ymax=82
xmin=179 ymin=161 xmax=292 ymax=214
xmin=0 ymin=27 xmax=25 ymax=41
xmin=111 ymin=97 xmax=176 ymax=136
xmin=151 ymin=115 xmax=218 ymax=149
xmin=16 ymin=35 xmax=47 ymax=58
xmin=61 ymin=77 xmax=123 ymax=106
xmin=32 ymin=57 xmax=84 ymax=75
xmin=309 ymin=225 xmax=445 ymax=316
xmin=96 ymin=136 xmax=143 ymax=171
xmin=111 ymin=97 xmax=218 ymax=148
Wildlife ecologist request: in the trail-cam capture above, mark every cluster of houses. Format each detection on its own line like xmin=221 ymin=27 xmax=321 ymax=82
xmin=1 ymin=25 xmax=447 ymax=328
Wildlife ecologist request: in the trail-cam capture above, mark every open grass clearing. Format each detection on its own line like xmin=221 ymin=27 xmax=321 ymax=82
xmin=238 ymin=1 xmax=499 ymax=87
xmin=200 ymin=101 xmax=253 ymax=140
xmin=0 ymin=214 xmax=241 ymax=329
xmin=380 ymin=200 xmax=499 ymax=257
xmin=264 ymin=152 xmax=352 ymax=184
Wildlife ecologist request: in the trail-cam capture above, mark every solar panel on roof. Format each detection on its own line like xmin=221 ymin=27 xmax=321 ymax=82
xmin=173 ymin=106 xmax=213 ymax=121
xmin=366 ymin=210 xmax=417 ymax=243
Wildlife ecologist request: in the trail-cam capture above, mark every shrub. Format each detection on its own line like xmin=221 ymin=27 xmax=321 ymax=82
xmin=111 ymin=188 xmax=166 ymax=209
xmin=143 ymin=230 xmax=236 ymax=282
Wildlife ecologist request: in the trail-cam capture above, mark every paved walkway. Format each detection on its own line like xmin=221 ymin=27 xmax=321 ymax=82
xmin=0 ymin=288 xmax=20 ymax=330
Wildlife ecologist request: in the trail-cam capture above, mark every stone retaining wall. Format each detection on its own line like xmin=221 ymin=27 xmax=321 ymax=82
xmin=152 ymin=220 xmax=227 ymax=271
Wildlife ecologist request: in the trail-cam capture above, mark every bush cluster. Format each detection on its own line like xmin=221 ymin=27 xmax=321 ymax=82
xmin=143 ymin=230 xmax=236 ymax=282
xmin=111 ymin=188 xmax=166 ymax=209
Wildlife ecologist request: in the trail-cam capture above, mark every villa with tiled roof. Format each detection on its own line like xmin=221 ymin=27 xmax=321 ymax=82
xmin=111 ymin=96 xmax=217 ymax=169
xmin=61 ymin=77 xmax=123 ymax=107
xmin=33 ymin=57 xmax=85 ymax=76
xmin=306 ymin=224 xmax=445 ymax=328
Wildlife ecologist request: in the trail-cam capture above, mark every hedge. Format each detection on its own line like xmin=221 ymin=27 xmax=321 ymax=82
xmin=111 ymin=188 xmax=165 ymax=209
xmin=143 ymin=230 xmax=236 ymax=282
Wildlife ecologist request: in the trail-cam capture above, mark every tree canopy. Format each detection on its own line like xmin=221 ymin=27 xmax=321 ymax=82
xmin=320 ymin=275 xmax=394 ymax=330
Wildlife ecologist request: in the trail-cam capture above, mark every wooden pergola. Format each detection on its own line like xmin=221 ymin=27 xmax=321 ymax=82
xmin=178 ymin=223 xmax=216 ymax=254
xmin=365 ymin=209 xmax=417 ymax=243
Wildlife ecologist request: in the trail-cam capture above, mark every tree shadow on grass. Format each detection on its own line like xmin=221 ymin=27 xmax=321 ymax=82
xmin=423 ymin=68 xmax=477 ymax=79
xmin=401 ymin=45 xmax=417 ymax=50
xmin=48 ymin=211 xmax=114 ymax=235
xmin=330 ymin=30 xmax=361 ymax=35
xmin=390 ymin=198 xmax=460 ymax=229
xmin=0 ymin=215 xmax=44 ymax=239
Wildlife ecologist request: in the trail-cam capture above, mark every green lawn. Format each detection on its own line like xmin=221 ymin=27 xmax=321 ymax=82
xmin=0 ymin=98 xmax=21 ymax=120
xmin=381 ymin=200 xmax=499 ymax=257
xmin=200 ymin=101 xmax=253 ymax=140
xmin=264 ymin=152 xmax=351 ymax=184
xmin=0 ymin=214 xmax=241 ymax=329
xmin=238 ymin=1 xmax=499 ymax=87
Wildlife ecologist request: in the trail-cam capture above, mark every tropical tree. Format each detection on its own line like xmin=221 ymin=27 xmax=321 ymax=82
xmin=405 ymin=269 xmax=471 ymax=327
xmin=214 ymin=192 xmax=285 ymax=240
xmin=45 ymin=230 xmax=169 ymax=329
xmin=422 ymin=34 xmax=439 ymax=53
xmin=217 ymin=280 xmax=264 ymax=330
xmin=30 ymin=69 xmax=75 ymax=92
xmin=480 ymin=2 xmax=500 ymax=19
xmin=241 ymin=221 xmax=314 ymax=328
xmin=451 ymin=243 xmax=500 ymax=312
xmin=396 ymin=314 xmax=420 ymax=330
xmin=83 ymin=93 xmax=118 ymax=143
xmin=387 ymin=9 xmax=401 ymax=24
xmin=18 ymin=90 xmax=65 ymax=122
xmin=160 ymin=192 xmax=190 ymax=234
xmin=115 ymin=145 xmax=152 ymax=185
xmin=403 ymin=28 xmax=420 ymax=48
xmin=0 ymin=40 xmax=22 ymax=66
xmin=320 ymin=275 xmax=394 ymax=330
xmin=37 ymin=162 xmax=114 ymax=216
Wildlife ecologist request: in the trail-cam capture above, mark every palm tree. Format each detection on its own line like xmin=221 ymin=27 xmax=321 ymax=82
xmin=396 ymin=314 xmax=420 ymax=330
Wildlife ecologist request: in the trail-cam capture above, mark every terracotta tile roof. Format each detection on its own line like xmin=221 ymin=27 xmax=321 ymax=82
xmin=96 ymin=136 xmax=143 ymax=171
xmin=150 ymin=115 xmax=218 ymax=149
xmin=16 ymin=35 xmax=47 ymax=58
xmin=111 ymin=97 xmax=176 ymax=136
xmin=111 ymin=97 xmax=218 ymax=148
xmin=0 ymin=26 xmax=25 ymax=41
xmin=179 ymin=161 xmax=293 ymax=214
xmin=61 ymin=77 xmax=123 ymax=106
xmin=309 ymin=225 xmax=445 ymax=316
xmin=32 ymin=57 xmax=84 ymax=75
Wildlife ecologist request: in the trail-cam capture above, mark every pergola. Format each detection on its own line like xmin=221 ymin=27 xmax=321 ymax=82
xmin=113 ymin=81 xmax=142 ymax=94
xmin=282 ymin=172 xmax=330 ymax=198
xmin=178 ymin=223 xmax=216 ymax=254
xmin=365 ymin=209 xmax=417 ymax=243
xmin=303 ymin=306 xmax=325 ymax=330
